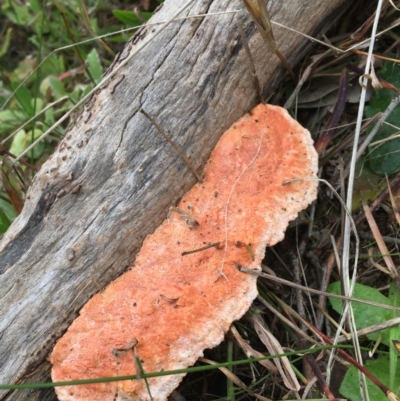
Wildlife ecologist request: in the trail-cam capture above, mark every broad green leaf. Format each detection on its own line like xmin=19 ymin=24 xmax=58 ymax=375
xmin=339 ymin=356 xmax=400 ymax=401
xmin=328 ymin=282 xmax=392 ymax=345
xmin=0 ymin=109 xmax=26 ymax=123
xmin=90 ymin=17 xmax=99 ymax=33
xmin=0 ymin=207 xmax=11 ymax=234
xmin=28 ymin=129 xmax=45 ymax=159
xmin=0 ymin=199 xmax=16 ymax=220
xmin=0 ymin=110 xmax=26 ymax=135
xmin=70 ymin=83 xmax=89 ymax=103
xmin=1 ymin=0 xmax=30 ymax=25
xmin=11 ymin=81 xmax=34 ymax=115
xmin=9 ymin=128 xmax=44 ymax=159
xmin=34 ymin=97 xmax=43 ymax=112
xmin=0 ymin=27 xmax=12 ymax=57
xmin=365 ymin=61 xmax=400 ymax=175
xmin=7 ymin=57 xmax=37 ymax=82
xmin=112 ymin=10 xmax=150 ymax=26
xmin=9 ymin=129 xmax=27 ymax=156
xmin=44 ymin=107 xmax=55 ymax=126
xmin=29 ymin=0 xmax=42 ymax=13
xmin=140 ymin=12 xmax=153 ymax=21
xmin=38 ymin=53 xmax=65 ymax=78
xmin=388 ymin=281 xmax=400 ymax=388
xmin=86 ymin=48 xmax=103 ymax=84
xmin=41 ymin=75 xmax=67 ymax=100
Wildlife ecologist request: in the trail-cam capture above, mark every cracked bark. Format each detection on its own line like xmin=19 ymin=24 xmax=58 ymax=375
xmin=0 ymin=0 xmax=354 ymax=400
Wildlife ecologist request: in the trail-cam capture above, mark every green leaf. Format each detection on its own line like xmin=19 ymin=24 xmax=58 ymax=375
xmin=328 ymin=282 xmax=392 ymax=345
xmin=42 ymin=75 xmax=67 ymax=100
xmin=0 ymin=110 xmax=26 ymax=135
xmin=339 ymin=356 xmax=400 ymax=401
xmin=140 ymin=12 xmax=153 ymax=21
xmin=365 ymin=60 xmax=400 ymax=175
xmin=9 ymin=56 xmax=37 ymax=82
xmin=86 ymin=48 xmax=103 ymax=84
xmin=0 ymin=27 xmax=12 ymax=57
xmin=38 ymin=53 xmax=64 ymax=78
xmin=29 ymin=0 xmax=42 ymax=13
xmin=0 ymin=207 xmax=11 ymax=235
xmin=0 ymin=109 xmax=26 ymax=123
xmin=1 ymin=0 xmax=30 ymax=25
xmin=9 ymin=128 xmax=44 ymax=159
xmin=44 ymin=107 xmax=55 ymax=126
xmin=70 ymin=83 xmax=89 ymax=103
xmin=112 ymin=10 xmax=146 ymax=26
xmin=388 ymin=281 xmax=400 ymax=388
xmin=11 ymin=81 xmax=34 ymax=115
xmin=46 ymin=76 xmax=65 ymax=98
xmin=9 ymin=129 xmax=28 ymax=156
xmin=0 ymin=199 xmax=16 ymax=220
xmin=28 ymin=128 xmax=45 ymax=159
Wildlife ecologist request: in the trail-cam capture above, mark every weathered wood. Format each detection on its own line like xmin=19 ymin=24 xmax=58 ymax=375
xmin=0 ymin=0 xmax=352 ymax=399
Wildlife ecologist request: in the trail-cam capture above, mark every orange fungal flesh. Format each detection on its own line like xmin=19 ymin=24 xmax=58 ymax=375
xmin=50 ymin=104 xmax=318 ymax=401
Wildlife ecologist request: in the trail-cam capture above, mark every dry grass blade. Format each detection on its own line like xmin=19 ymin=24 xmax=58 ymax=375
xmin=258 ymin=294 xmax=320 ymax=346
xmin=362 ymin=198 xmax=398 ymax=278
xmin=393 ymin=340 xmax=400 ymax=353
xmin=334 ymin=316 xmax=400 ymax=343
xmin=338 ymin=3 xmax=385 ymax=397
xmin=249 ymin=313 xmax=300 ymax=391
xmin=240 ymin=267 xmax=400 ymax=312
xmin=368 ymin=248 xmax=393 ymax=276
xmin=199 ymin=357 xmax=273 ymax=401
xmin=75 ymin=0 xmax=115 ymax=57
xmin=229 ymin=325 xmax=278 ymax=374
xmin=117 ymin=388 xmax=136 ymax=401
xmin=241 ymin=0 xmax=276 ymax=53
xmin=237 ymin=19 xmax=264 ymax=104
xmin=241 ymin=0 xmax=296 ymax=81
xmin=312 ymin=300 xmax=351 ymax=340
xmin=388 ymin=392 xmax=400 ymax=401
xmin=386 ymin=175 xmax=400 ymax=227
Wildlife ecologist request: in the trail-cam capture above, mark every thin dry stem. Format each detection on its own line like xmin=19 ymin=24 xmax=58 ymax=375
xmin=140 ymin=109 xmax=202 ymax=183
xmin=362 ymin=198 xmax=397 ymax=278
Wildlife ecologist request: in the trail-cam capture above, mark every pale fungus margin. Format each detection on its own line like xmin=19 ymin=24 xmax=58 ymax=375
xmin=50 ymin=104 xmax=319 ymax=401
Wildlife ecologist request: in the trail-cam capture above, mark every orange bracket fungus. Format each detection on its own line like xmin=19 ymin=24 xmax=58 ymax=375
xmin=50 ymin=104 xmax=318 ymax=401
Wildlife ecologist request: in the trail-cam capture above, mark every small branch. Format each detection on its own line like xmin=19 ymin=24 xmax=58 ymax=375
xmin=237 ymin=19 xmax=264 ymax=104
xmin=181 ymin=242 xmax=220 ymax=256
xmin=140 ymin=109 xmax=202 ymax=182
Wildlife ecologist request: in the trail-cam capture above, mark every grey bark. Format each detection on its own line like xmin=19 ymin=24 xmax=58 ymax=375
xmin=0 ymin=0 xmax=352 ymax=400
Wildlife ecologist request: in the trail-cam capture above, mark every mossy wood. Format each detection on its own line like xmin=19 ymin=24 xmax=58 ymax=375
xmin=0 ymin=0 xmax=351 ymax=400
